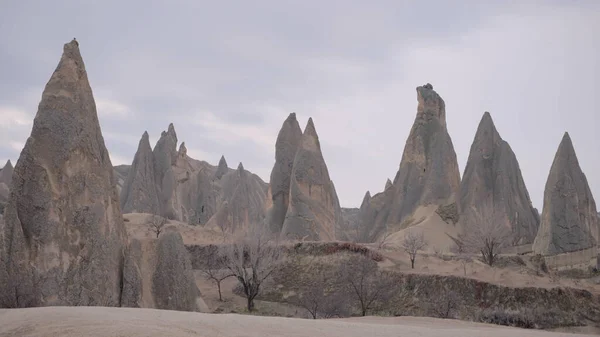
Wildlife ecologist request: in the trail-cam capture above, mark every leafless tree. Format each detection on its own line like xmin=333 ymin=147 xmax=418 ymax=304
xmin=149 ymin=215 xmax=167 ymax=238
xmin=292 ymin=273 xmax=349 ymax=319
xmin=223 ymin=226 xmax=283 ymax=312
xmin=460 ymin=205 xmax=510 ymax=267
xmin=377 ymin=232 xmax=393 ymax=250
xmin=431 ymin=290 xmax=459 ymax=318
xmin=401 ymin=230 xmax=427 ymax=269
xmin=199 ymin=245 xmax=234 ymax=301
xmin=450 ymin=243 xmax=473 ymax=276
xmin=340 ymin=255 xmax=393 ymax=316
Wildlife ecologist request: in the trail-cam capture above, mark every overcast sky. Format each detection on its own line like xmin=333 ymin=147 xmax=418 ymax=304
xmin=0 ymin=1 xmax=599 ymax=209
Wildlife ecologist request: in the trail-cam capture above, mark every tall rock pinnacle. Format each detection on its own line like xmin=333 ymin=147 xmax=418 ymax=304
xmin=0 ymin=159 xmax=13 ymax=186
xmin=120 ymin=131 xmax=160 ymax=214
xmin=153 ymin=123 xmax=178 ymax=218
xmin=385 ymin=84 xmax=461 ymax=226
xmin=532 ymin=132 xmax=598 ymax=255
xmin=265 ymin=113 xmax=303 ymax=233
xmin=0 ymin=39 xmax=127 ymax=307
xmin=281 ymin=117 xmax=342 ymax=241
xmin=459 ymin=112 xmax=539 ymax=245
xmin=214 ymin=155 xmax=228 ymax=180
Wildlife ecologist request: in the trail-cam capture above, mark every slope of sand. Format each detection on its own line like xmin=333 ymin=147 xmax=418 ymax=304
xmin=0 ymin=307 xmax=594 ymax=337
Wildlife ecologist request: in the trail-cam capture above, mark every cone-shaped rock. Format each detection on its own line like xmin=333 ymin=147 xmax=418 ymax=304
xmin=214 ymin=155 xmax=228 ymax=180
xmin=120 ymin=131 xmax=160 ymax=214
xmin=533 ymin=133 xmax=598 ymax=255
xmin=0 ymin=160 xmax=13 ymax=186
xmin=281 ymin=118 xmax=342 ymax=240
xmin=0 ymin=40 xmax=127 ymax=307
xmin=266 ymin=113 xmax=303 ymax=233
xmin=153 ymin=123 xmax=178 ymax=218
xmin=385 ymin=178 xmax=392 ymax=191
xmin=385 ymin=84 xmax=461 ymax=226
xmin=121 ymin=232 xmax=201 ymax=311
xmin=459 ymin=112 xmax=539 ymax=245
xmin=207 ymin=162 xmax=267 ymax=233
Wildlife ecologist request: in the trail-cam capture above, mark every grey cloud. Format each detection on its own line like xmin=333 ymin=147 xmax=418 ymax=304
xmin=0 ymin=1 xmax=598 ymax=209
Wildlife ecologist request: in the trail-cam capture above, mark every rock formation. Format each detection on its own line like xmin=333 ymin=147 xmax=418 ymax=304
xmin=533 ymin=133 xmax=599 ymax=255
xmin=385 ymin=83 xmax=461 ymax=227
xmin=356 ymin=84 xmax=461 ymax=242
xmin=120 ymin=131 xmax=159 ymax=214
xmin=280 ymin=118 xmax=342 ymax=241
xmin=459 ymin=112 xmax=539 ymax=245
xmin=0 ymin=40 xmax=127 ymax=307
xmin=122 ymin=232 xmax=201 ymax=311
xmin=265 ymin=113 xmax=303 ymax=234
xmin=214 ymin=155 xmax=228 ymax=180
xmin=118 ymin=123 xmax=268 ymax=229
xmin=113 ymin=164 xmax=130 ymax=195
xmin=0 ymin=160 xmax=13 ymax=186
xmin=206 ymin=162 xmax=268 ymax=233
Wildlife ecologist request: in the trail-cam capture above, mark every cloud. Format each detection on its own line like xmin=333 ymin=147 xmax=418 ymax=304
xmin=0 ymin=1 xmax=598 ymax=209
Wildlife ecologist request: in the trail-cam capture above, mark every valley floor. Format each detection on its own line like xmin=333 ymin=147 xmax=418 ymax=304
xmin=0 ymin=307 xmax=595 ymax=337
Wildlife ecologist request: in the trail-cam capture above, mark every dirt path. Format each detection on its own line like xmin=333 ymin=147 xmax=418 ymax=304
xmin=0 ymin=307 xmax=593 ymax=337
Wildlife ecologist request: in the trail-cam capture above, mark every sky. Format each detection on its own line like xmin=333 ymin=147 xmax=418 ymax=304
xmin=0 ymin=1 xmax=599 ymax=209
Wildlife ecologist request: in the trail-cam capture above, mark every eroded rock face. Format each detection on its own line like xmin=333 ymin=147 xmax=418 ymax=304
xmin=281 ymin=118 xmax=342 ymax=241
xmin=459 ymin=112 xmax=539 ymax=245
xmin=384 ymin=84 xmax=461 ymax=227
xmin=266 ymin=113 xmax=303 ymax=234
xmin=122 ymin=232 xmax=201 ymax=311
xmin=214 ymin=155 xmax=228 ymax=180
xmin=120 ymin=132 xmax=159 ymax=214
xmin=207 ymin=163 xmax=267 ymax=233
xmin=0 ymin=40 xmax=127 ymax=307
xmin=0 ymin=160 xmax=13 ymax=186
xmin=153 ymin=123 xmax=178 ymax=217
xmin=533 ymin=133 xmax=598 ymax=255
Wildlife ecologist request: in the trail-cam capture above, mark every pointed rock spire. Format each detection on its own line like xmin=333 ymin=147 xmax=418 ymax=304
xmin=214 ymin=155 xmax=228 ymax=180
xmin=178 ymin=142 xmax=187 ymax=157
xmin=281 ymin=117 xmax=342 ymax=241
xmin=361 ymin=191 xmax=372 ymax=208
xmin=533 ymin=132 xmax=599 ymax=255
xmin=237 ymin=162 xmax=245 ymax=171
xmin=265 ymin=112 xmax=303 ymax=233
xmin=381 ymin=84 xmax=461 ymax=226
xmin=459 ymin=112 xmax=540 ymax=245
xmin=120 ymin=131 xmax=160 ymax=214
xmin=0 ymin=39 xmax=127 ymax=307
xmin=385 ymin=179 xmax=392 ymax=190
xmin=0 ymin=159 xmax=14 ymax=186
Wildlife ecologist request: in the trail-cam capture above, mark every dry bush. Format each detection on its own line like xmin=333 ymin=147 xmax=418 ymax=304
xmin=291 ymin=273 xmax=350 ymax=319
xmin=291 ymin=242 xmax=384 ymax=262
xmin=430 ymin=290 xmax=459 ymax=319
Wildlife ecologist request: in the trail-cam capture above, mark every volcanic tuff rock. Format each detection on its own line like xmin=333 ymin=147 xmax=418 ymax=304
xmin=385 ymin=178 xmax=392 ymax=191
xmin=113 ymin=164 xmax=130 ymax=195
xmin=214 ymin=155 xmax=228 ymax=180
xmin=0 ymin=40 xmax=127 ymax=307
xmin=118 ymin=123 xmax=268 ymax=229
xmin=122 ymin=232 xmax=201 ymax=311
xmin=356 ymin=84 xmax=460 ymax=241
xmin=459 ymin=112 xmax=539 ymax=245
xmin=206 ymin=162 xmax=268 ymax=233
xmin=385 ymin=84 xmax=461 ymax=226
xmin=0 ymin=160 xmax=13 ymax=186
xmin=120 ymin=131 xmax=159 ymax=214
xmin=533 ymin=133 xmax=599 ymax=255
xmin=281 ymin=118 xmax=343 ymax=241
xmin=266 ymin=113 xmax=303 ymax=234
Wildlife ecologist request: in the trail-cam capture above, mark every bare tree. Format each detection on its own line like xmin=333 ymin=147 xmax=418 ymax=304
xmin=292 ymin=273 xmax=349 ymax=319
xmin=199 ymin=245 xmax=233 ymax=301
xmin=340 ymin=255 xmax=393 ymax=316
xmin=223 ymin=226 xmax=283 ymax=312
xmin=376 ymin=232 xmax=393 ymax=250
xmin=149 ymin=215 xmax=167 ymax=238
xmin=460 ymin=206 xmax=510 ymax=267
xmin=401 ymin=230 xmax=427 ymax=269
xmin=431 ymin=290 xmax=459 ymax=318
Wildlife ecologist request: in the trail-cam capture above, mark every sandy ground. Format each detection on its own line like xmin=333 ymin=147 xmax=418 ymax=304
xmin=0 ymin=307 xmax=594 ymax=337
